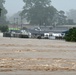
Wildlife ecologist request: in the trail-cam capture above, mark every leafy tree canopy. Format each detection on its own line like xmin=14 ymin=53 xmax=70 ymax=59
xmin=65 ymin=27 xmax=76 ymax=42
xmin=21 ymin=0 xmax=57 ymax=26
xmin=0 ymin=0 xmax=8 ymax=25
xmin=56 ymin=10 xmax=67 ymax=25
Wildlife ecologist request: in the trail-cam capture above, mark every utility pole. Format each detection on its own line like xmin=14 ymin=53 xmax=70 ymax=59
xmin=16 ymin=18 xmax=18 ymax=29
xmin=14 ymin=18 xmax=19 ymax=30
xmin=21 ymin=16 xmax=23 ymax=29
xmin=14 ymin=18 xmax=16 ymax=29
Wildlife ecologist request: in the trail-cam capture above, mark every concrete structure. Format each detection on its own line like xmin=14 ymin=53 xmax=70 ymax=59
xmin=0 ymin=33 xmax=3 ymax=37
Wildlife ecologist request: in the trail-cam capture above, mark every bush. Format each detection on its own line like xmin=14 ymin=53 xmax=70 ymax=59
xmin=65 ymin=27 xmax=76 ymax=42
xmin=0 ymin=25 xmax=9 ymax=32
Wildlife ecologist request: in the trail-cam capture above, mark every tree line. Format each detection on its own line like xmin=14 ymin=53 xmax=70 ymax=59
xmin=0 ymin=0 xmax=76 ymax=42
xmin=0 ymin=0 xmax=76 ymax=32
xmin=20 ymin=0 xmax=75 ymax=26
xmin=0 ymin=0 xmax=75 ymax=26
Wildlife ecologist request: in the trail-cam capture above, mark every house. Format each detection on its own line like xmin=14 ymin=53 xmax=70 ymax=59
xmin=27 ymin=25 xmax=70 ymax=39
xmin=3 ymin=29 xmax=31 ymax=38
xmin=48 ymin=26 xmax=69 ymax=39
xmin=6 ymin=25 xmax=76 ymax=39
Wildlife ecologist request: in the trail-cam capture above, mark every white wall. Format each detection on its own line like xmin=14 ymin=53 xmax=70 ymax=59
xmin=0 ymin=33 xmax=3 ymax=37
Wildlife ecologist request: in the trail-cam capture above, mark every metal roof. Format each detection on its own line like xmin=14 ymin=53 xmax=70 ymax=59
xmin=26 ymin=25 xmax=74 ymax=34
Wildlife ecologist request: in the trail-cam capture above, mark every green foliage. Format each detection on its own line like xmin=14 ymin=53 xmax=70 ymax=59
xmin=65 ymin=27 xmax=76 ymax=42
xmin=21 ymin=0 xmax=75 ymax=26
xmin=67 ymin=9 xmax=76 ymax=24
xmin=21 ymin=0 xmax=57 ymax=25
xmin=57 ymin=10 xmax=67 ymax=25
xmin=0 ymin=8 xmax=2 ymax=16
xmin=67 ymin=19 xmax=75 ymax=25
xmin=0 ymin=0 xmax=8 ymax=25
xmin=0 ymin=25 xmax=9 ymax=32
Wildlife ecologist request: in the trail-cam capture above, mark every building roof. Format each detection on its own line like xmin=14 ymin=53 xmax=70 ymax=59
xmin=49 ymin=27 xmax=69 ymax=33
xmin=26 ymin=25 xmax=76 ymax=34
xmin=28 ymin=29 xmax=49 ymax=35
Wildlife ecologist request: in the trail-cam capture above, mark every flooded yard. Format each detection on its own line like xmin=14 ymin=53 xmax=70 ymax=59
xmin=0 ymin=37 xmax=76 ymax=75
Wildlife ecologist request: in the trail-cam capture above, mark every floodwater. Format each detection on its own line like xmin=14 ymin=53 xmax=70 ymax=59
xmin=0 ymin=37 xmax=76 ymax=75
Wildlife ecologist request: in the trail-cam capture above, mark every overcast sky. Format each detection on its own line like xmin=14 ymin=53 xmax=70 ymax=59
xmin=4 ymin=0 xmax=76 ymax=16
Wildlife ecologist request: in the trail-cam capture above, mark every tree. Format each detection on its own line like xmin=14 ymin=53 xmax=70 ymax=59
xmin=0 ymin=25 xmax=8 ymax=32
xmin=65 ymin=27 xmax=76 ymax=42
xmin=20 ymin=0 xmax=57 ymax=26
xmin=67 ymin=19 xmax=75 ymax=25
xmin=67 ymin=9 xmax=76 ymax=23
xmin=0 ymin=8 xmax=2 ymax=16
xmin=57 ymin=10 xmax=67 ymax=25
xmin=0 ymin=0 xmax=8 ymax=25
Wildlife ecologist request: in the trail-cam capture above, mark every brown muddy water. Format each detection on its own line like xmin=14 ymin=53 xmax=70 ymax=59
xmin=0 ymin=37 xmax=76 ymax=75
